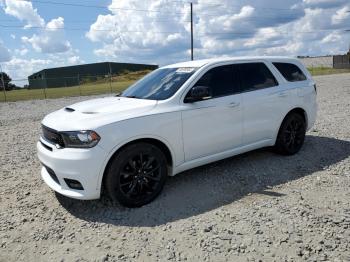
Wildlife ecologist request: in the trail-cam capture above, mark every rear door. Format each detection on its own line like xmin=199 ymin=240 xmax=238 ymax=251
xmin=239 ymin=62 xmax=291 ymax=145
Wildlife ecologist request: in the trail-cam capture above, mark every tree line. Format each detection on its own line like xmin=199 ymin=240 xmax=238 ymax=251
xmin=0 ymin=72 xmax=19 ymax=91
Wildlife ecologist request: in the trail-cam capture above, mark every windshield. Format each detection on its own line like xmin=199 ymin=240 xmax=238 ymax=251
xmin=121 ymin=67 xmax=197 ymax=100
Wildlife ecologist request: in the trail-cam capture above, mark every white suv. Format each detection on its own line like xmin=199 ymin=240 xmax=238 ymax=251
xmin=37 ymin=57 xmax=317 ymax=207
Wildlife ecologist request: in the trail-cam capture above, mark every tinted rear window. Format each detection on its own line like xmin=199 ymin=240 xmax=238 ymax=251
xmin=239 ymin=63 xmax=278 ymax=92
xmin=273 ymin=62 xmax=307 ymax=82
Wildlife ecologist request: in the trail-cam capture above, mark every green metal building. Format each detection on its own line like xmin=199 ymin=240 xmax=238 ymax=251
xmin=28 ymin=62 xmax=158 ymax=89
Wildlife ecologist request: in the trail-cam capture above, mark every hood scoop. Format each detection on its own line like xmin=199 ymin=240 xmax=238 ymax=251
xmin=64 ymin=107 xmax=75 ymax=112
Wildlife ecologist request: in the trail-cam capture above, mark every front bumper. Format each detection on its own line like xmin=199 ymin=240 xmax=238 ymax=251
xmin=37 ymin=138 xmax=107 ymax=200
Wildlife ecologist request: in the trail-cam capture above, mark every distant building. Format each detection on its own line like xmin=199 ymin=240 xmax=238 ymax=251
xmin=333 ymin=54 xmax=350 ymax=69
xmin=298 ymin=54 xmax=350 ymax=69
xmin=28 ymin=62 xmax=158 ymax=89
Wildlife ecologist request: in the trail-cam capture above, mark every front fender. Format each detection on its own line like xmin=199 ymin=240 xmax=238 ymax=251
xmin=94 ymin=112 xmax=183 ymax=192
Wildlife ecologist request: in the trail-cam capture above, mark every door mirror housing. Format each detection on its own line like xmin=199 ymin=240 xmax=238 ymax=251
xmin=184 ymin=86 xmax=211 ymax=103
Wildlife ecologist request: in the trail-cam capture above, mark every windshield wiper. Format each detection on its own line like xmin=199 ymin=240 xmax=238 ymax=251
xmin=123 ymin=95 xmax=139 ymax=99
xmin=115 ymin=93 xmax=139 ymax=99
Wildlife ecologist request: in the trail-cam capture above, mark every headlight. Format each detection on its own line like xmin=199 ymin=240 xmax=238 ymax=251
xmin=60 ymin=130 xmax=101 ymax=148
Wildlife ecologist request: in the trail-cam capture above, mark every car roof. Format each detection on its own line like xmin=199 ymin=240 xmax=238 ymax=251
xmin=162 ymin=56 xmax=300 ymax=69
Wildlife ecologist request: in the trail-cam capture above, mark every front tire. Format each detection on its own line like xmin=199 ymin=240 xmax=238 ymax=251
xmin=105 ymin=142 xmax=168 ymax=207
xmin=274 ymin=112 xmax=306 ymax=155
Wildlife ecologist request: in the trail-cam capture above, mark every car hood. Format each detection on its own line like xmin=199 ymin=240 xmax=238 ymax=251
xmin=41 ymin=96 xmax=157 ymax=131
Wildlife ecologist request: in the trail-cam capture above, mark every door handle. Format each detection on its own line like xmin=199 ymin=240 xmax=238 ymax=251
xmin=228 ymin=102 xmax=240 ymax=108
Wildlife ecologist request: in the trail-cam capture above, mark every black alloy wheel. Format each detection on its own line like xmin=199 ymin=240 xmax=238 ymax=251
xmin=105 ymin=143 xmax=167 ymax=207
xmin=119 ymin=153 xmax=161 ymax=199
xmin=275 ymin=113 xmax=306 ymax=155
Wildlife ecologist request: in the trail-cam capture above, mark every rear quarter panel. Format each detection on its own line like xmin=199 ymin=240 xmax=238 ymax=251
xmin=269 ymin=59 xmax=317 ymax=136
xmin=291 ymin=60 xmax=318 ymax=130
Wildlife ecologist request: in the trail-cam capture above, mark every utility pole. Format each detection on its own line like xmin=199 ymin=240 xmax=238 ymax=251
xmin=0 ymin=64 xmax=7 ymax=102
xmin=77 ymin=73 xmax=82 ymax=96
xmin=345 ymin=28 xmax=350 ymax=55
xmin=109 ymin=62 xmax=112 ymax=93
xmin=190 ymin=2 xmax=194 ymax=61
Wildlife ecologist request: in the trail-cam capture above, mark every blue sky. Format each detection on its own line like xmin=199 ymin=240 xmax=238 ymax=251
xmin=0 ymin=0 xmax=349 ymax=86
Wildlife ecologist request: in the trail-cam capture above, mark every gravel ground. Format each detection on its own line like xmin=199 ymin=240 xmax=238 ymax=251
xmin=0 ymin=74 xmax=349 ymax=262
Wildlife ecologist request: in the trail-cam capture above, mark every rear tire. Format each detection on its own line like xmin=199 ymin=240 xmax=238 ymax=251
xmin=274 ymin=112 xmax=306 ymax=155
xmin=105 ymin=142 xmax=168 ymax=207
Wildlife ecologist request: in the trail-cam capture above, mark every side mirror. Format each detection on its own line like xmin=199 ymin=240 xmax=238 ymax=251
xmin=184 ymin=86 xmax=211 ymax=103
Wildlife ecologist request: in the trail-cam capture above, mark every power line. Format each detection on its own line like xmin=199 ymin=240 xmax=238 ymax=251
xmin=197 ymin=12 xmax=298 ymax=19
xmin=11 ymin=0 xmax=350 ymax=21
xmin=0 ymin=24 xmax=184 ymax=34
xmin=2 ymin=16 xmax=347 ymax=30
xmin=17 ymin=0 xmax=189 ymax=15
xmin=0 ymin=18 xmax=191 ymax=23
xmin=206 ymin=28 xmax=347 ymax=36
xmin=191 ymin=1 xmax=325 ymax=12
xmin=1 ymin=16 xmax=348 ymax=25
xmin=19 ymin=0 xmax=347 ymax=19
xmin=0 ymin=23 xmax=348 ymax=35
xmin=18 ymin=0 xmax=313 ymax=13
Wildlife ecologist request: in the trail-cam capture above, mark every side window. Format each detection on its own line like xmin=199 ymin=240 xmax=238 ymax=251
xmin=239 ymin=63 xmax=278 ymax=92
xmin=193 ymin=64 xmax=239 ymax=98
xmin=273 ymin=62 xmax=307 ymax=82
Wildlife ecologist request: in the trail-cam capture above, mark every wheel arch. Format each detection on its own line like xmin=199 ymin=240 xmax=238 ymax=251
xmin=274 ymin=107 xmax=308 ymax=143
xmin=286 ymin=107 xmax=308 ymax=126
xmin=99 ymin=136 xmax=174 ymax=193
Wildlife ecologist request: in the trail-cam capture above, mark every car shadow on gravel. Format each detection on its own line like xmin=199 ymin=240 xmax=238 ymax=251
xmin=57 ymin=135 xmax=350 ymax=227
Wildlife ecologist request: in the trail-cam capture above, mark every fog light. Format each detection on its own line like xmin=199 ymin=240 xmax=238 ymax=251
xmin=64 ymin=179 xmax=84 ymax=190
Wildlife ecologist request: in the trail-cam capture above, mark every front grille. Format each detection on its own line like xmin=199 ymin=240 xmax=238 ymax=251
xmin=42 ymin=125 xmax=65 ymax=148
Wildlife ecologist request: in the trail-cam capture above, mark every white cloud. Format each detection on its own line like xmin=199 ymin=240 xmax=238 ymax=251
xmin=2 ymin=50 xmax=84 ymax=86
xmin=10 ymin=34 xmax=16 ymax=39
xmin=14 ymin=48 xmax=29 ymax=56
xmin=86 ymin=0 xmax=349 ymax=63
xmin=0 ymin=41 xmax=11 ymax=62
xmin=46 ymin=16 xmax=64 ymax=30
xmin=1 ymin=1 xmax=72 ymax=54
xmin=244 ymin=28 xmax=281 ymax=48
xmin=21 ymin=17 xmax=71 ymax=53
xmin=3 ymin=0 xmax=45 ymax=28
xmin=322 ymin=32 xmax=342 ymax=43
xmin=67 ymin=55 xmax=84 ymax=65
xmin=303 ymin=0 xmax=349 ymax=9
xmin=332 ymin=6 xmax=350 ymax=24
xmin=47 ymin=51 xmax=84 ymax=65
xmin=2 ymin=57 xmax=52 ymax=85
xmin=86 ymin=0 xmax=189 ymax=63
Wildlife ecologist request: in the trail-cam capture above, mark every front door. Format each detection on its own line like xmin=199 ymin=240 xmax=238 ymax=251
xmin=181 ymin=64 xmax=243 ymax=161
